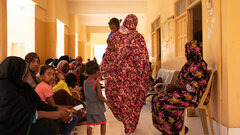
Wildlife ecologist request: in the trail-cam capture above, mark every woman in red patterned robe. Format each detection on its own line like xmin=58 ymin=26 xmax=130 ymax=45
xmin=100 ymin=14 xmax=150 ymax=134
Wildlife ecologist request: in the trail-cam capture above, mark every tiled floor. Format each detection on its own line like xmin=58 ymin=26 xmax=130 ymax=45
xmin=71 ymin=96 xmax=205 ymax=135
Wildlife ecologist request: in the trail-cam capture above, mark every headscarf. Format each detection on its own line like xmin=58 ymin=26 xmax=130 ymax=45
xmin=123 ymin=14 xmax=138 ymax=31
xmin=57 ymin=60 xmax=68 ymax=70
xmin=185 ymin=40 xmax=203 ymax=62
xmin=0 ymin=56 xmax=29 ymax=87
xmin=176 ymin=40 xmax=208 ymax=106
xmin=25 ymin=52 xmax=40 ymax=64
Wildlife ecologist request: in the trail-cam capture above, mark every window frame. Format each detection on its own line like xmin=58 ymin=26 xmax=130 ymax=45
xmin=151 ymin=16 xmax=161 ymax=61
xmin=174 ymin=0 xmax=202 ymax=57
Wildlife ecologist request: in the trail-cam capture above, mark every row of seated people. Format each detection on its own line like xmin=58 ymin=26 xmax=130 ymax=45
xmin=0 ymin=52 xmax=93 ymax=135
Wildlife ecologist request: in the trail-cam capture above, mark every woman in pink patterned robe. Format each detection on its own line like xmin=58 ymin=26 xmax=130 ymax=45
xmin=100 ymin=14 xmax=150 ymax=134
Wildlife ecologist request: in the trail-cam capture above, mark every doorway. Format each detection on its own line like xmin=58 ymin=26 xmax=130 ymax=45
xmin=94 ymin=45 xmax=107 ymax=64
xmin=192 ymin=3 xmax=202 ymax=43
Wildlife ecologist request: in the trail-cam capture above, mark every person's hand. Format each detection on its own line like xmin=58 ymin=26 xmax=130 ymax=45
xmin=107 ymin=38 xmax=110 ymax=45
xmin=97 ymin=74 xmax=102 ymax=81
xmin=107 ymin=38 xmax=115 ymax=50
xmin=72 ymin=108 xmax=77 ymax=114
xmin=65 ymin=105 xmax=73 ymax=109
xmin=58 ymin=110 xmax=72 ymax=123
xmin=166 ymin=84 xmax=186 ymax=92
xmin=57 ymin=106 xmax=67 ymax=111
xmin=57 ymin=106 xmax=74 ymax=123
xmin=58 ymin=106 xmax=72 ymax=111
xmin=105 ymin=101 xmax=111 ymax=109
xmin=166 ymin=84 xmax=177 ymax=92
xmin=74 ymin=85 xmax=81 ymax=92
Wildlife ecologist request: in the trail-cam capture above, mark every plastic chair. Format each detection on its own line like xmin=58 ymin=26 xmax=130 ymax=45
xmin=146 ymin=69 xmax=168 ymax=98
xmin=180 ymin=69 xmax=216 ymax=135
xmin=156 ymin=68 xmax=166 ymax=79
xmin=154 ymin=70 xmax=175 ymax=91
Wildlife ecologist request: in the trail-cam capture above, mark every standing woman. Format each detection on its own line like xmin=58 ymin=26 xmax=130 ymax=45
xmin=100 ymin=14 xmax=150 ymax=134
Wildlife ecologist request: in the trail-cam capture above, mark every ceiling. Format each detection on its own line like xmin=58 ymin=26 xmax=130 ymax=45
xmin=68 ymin=0 xmax=147 ymax=27
xmin=68 ymin=0 xmax=146 ymax=2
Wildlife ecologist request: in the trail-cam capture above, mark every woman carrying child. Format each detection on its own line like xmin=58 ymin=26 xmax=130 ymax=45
xmin=100 ymin=14 xmax=150 ymax=134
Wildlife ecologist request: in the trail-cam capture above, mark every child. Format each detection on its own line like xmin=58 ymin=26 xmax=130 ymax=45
xmin=107 ymin=18 xmax=121 ymax=50
xmin=84 ymin=61 xmax=109 ymax=135
xmin=108 ymin=17 xmax=121 ymax=38
xmin=65 ymin=73 xmax=84 ymax=103
xmin=35 ymin=65 xmax=78 ymax=135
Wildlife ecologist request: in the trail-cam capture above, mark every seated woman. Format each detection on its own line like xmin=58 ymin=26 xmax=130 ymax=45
xmin=0 ymin=56 xmax=73 ymax=135
xmin=25 ymin=52 xmax=41 ymax=89
xmin=151 ymin=40 xmax=209 ymax=135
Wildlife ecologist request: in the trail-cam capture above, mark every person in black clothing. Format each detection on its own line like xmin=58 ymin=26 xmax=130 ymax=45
xmin=0 ymin=56 xmax=72 ymax=135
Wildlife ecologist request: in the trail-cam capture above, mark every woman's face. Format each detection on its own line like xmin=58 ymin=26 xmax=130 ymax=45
xmin=61 ymin=63 xmax=69 ymax=74
xmin=29 ymin=58 xmax=40 ymax=73
xmin=109 ymin=24 xmax=118 ymax=33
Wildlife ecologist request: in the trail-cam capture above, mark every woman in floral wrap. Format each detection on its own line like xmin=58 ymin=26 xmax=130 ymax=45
xmin=152 ymin=40 xmax=209 ymax=135
xmin=100 ymin=14 xmax=149 ymax=134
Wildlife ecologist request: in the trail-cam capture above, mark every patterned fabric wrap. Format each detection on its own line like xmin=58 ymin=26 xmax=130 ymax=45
xmin=57 ymin=60 xmax=68 ymax=70
xmin=22 ymin=62 xmax=29 ymax=81
xmin=100 ymin=14 xmax=150 ymax=134
xmin=152 ymin=40 xmax=209 ymax=134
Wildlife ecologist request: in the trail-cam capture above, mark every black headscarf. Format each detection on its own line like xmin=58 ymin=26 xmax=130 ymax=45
xmin=0 ymin=56 xmax=57 ymax=135
xmin=0 ymin=56 xmax=29 ymax=87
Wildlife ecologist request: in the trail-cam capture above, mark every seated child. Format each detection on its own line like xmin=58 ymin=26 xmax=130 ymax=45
xmin=35 ymin=65 xmax=77 ymax=135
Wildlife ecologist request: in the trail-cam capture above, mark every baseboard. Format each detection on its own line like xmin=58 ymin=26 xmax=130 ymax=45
xmin=208 ymin=117 xmax=240 ymax=135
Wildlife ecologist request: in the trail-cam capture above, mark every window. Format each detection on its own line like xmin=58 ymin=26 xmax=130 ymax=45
xmin=7 ymin=0 xmax=35 ymax=58
xmin=177 ymin=0 xmax=186 ymax=16
xmin=175 ymin=0 xmax=187 ymax=57
xmin=56 ymin=19 xmax=65 ymax=58
xmin=176 ymin=17 xmax=187 ymax=56
xmin=75 ymin=33 xmax=78 ymax=57
xmin=151 ymin=17 xmax=161 ymax=60
xmin=174 ymin=0 xmax=202 ymax=57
